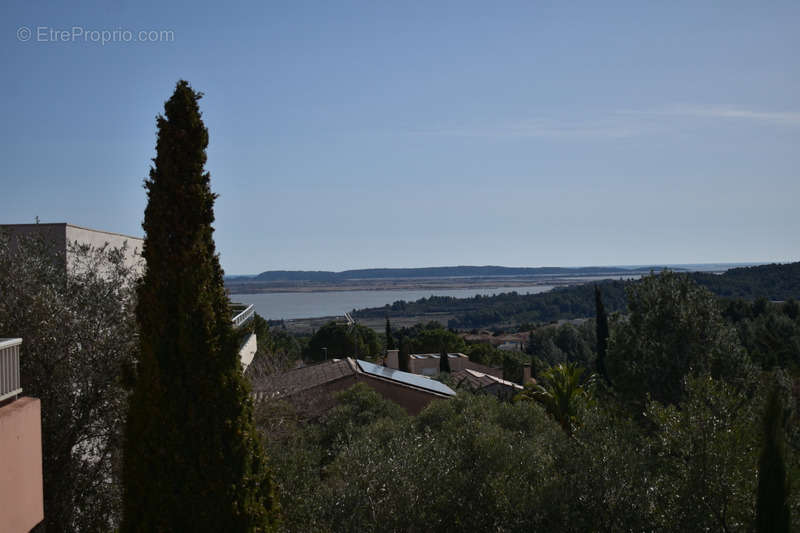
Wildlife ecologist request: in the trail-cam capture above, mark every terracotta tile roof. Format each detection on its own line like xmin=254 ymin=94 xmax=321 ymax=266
xmin=252 ymin=359 xmax=356 ymax=401
xmin=252 ymin=357 xmax=458 ymax=402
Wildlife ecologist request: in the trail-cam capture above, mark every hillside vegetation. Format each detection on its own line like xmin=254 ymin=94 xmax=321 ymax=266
xmin=352 ymin=262 xmax=800 ymax=329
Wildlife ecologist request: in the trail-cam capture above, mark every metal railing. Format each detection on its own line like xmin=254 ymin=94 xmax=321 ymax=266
xmin=0 ymin=338 xmax=22 ymax=403
xmin=232 ymin=304 xmax=255 ymax=329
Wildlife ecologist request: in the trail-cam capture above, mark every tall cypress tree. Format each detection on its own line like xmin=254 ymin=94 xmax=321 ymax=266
xmin=385 ymin=316 xmax=395 ymax=351
xmin=756 ymin=385 xmax=790 ymax=533
xmin=439 ymin=346 xmax=451 ymax=374
xmin=398 ymin=336 xmax=410 ymax=372
xmin=122 ymin=81 xmax=277 ymax=532
xmin=594 ymin=285 xmax=610 ymax=384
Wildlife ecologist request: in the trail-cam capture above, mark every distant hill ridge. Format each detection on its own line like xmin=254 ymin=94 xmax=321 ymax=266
xmin=248 ymin=265 xmax=665 ymax=282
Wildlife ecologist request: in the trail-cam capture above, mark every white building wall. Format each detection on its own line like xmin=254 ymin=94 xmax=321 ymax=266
xmin=1 ymin=223 xmax=144 ymax=275
xmin=65 ymin=224 xmax=143 ymax=274
xmin=239 ymin=333 xmax=258 ymax=372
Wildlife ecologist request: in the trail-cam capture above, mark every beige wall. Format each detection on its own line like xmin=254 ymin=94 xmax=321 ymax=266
xmin=0 ymin=397 xmax=44 ymax=532
xmin=386 ymin=349 xmax=399 ymax=368
xmin=0 ymin=223 xmax=143 ymax=274
xmin=65 ymin=224 xmax=143 ymax=273
xmin=409 ymin=356 xmax=439 ymax=376
xmin=239 ymin=333 xmax=258 ymax=371
xmin=1 ymin=223 xmax=67 ymax=266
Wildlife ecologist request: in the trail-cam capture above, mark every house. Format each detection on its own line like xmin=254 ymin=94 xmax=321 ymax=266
xmin=0 ymin=338 xmax=44 ymax=532
xmin=451 ymin=368 xmax=526 ymax=400
xmin=0 ymin=222 xmax=144 ymax=273
xmin=460 ymin=331 xmax=529 ymax=350
xmin=1 ymin=222 xmax=256 ymax=371
xmin=252 ymin=358 xmax=455 ymax=415
xmin=497 ymin=341 xmax=522 ymax=351
xmin=385 ymin=349 xmax=504 ymax=378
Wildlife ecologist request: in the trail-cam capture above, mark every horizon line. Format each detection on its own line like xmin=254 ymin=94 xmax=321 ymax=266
xmin=224 ymin=261 xmax=776 ymax=277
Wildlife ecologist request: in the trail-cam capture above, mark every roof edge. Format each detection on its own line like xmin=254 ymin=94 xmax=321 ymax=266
xmin=0 ymin=223 xmax=143 ymax=242
xmin=65 ymin=223 xmax=143 ymax=241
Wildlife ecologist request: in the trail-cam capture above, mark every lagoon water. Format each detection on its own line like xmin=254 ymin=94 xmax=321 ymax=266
xmin=235 ymin=285 xmax=555 ymax=320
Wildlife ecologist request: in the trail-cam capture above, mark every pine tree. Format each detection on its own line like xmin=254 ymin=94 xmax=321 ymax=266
xmin=398 ymin=336 xmax=410 ymax=372
xmin=439 ymin=346 xmax=451 ymax=374
xmin=122 ymin=81 xmax=277 ymax=532
xmin=594 ymin=285 xmax=610 ymax=384
xmin=385 ymin=316 xmax=395 ymax=351
xmin=756 ymin=385 xmax=790 ymax=533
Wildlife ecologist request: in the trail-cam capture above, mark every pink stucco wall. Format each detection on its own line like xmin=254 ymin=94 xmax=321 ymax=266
xmin=0 ymin=397 xmax=44 ymax=532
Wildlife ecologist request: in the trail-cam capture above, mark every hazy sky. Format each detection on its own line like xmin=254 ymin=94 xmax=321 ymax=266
xmin=2 ymin=1 xmax=798 ymax=274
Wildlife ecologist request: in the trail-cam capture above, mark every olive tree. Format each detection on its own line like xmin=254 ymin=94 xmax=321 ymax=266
xmin=607 ymin=271 xmax=752 ymax=407
xmin=0 ymin=234 xmax=138 ymax=532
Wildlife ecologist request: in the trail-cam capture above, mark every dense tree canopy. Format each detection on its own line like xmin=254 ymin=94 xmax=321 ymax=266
xmin=465 ymin=342 xmax=505 ymax=367
xmin=351 ymin=262 xmax=800 ymax=330
xmin=243 ymin=264 xmax=800 ymax=532
xmin=395 ymin=321 xmax=467 ymax=353
xmin=693 ymin=262 xmax=800 ymax=300
xmin=607 ymin=271 xmax=753 ymax=407
xmin=255 ymin=371 xmax=799 ymax=532
xmin=354 ymin=281 xmax=630 ymax=329
xmin=527 ymin=321 xmax=596 ymax=368
xmin=722 ymin=298 xmax=800 ymax=372
xmin=304 ymin=321 xmax=381 ymax=361
xmin=245 ymin=314 xmax=303 ymax=378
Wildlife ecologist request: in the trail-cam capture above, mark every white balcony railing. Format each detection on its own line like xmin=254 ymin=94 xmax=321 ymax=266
xmin=0 ymin=338 xmax=22 ymax=403
xmin=232 ymin=304 xmax=255 ymax=329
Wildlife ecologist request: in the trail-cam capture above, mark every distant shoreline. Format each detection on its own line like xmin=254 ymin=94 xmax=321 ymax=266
xmin=226 ymin=279 xmax=565 ymax=295
xmin=225 ymin=273 xmax=656 ymax=295
xmin=224 ymin=263 xmax=757 ymax=295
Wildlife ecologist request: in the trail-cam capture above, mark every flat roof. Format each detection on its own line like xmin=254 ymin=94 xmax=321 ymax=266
xmin=66 ymin=223 xmax=143 ymax=241
xmin=0 ymin=223 xmax=143 ymax=242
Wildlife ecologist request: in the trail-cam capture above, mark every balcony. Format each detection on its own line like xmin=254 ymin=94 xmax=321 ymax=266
xmin=231 ymin=303 xmax=255 ymax=329
xmin=0 ymin=338 xmax=22 ymax=403
xmin=0 ymin=337 xmax=44 ymax=532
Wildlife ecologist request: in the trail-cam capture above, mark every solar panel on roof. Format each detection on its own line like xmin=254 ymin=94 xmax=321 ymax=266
xmin=356 ymin=360 xmax=456 ymax=396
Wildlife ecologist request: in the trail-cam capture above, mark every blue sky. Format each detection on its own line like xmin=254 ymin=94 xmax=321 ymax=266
xmin=2 ymin=1 xmax=798 ymax=274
